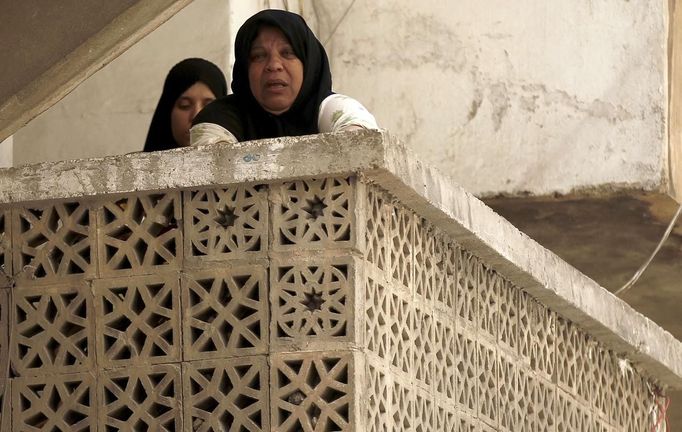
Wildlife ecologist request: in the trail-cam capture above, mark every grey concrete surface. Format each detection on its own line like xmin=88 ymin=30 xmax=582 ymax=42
xmin=0 ymin=129 xmax=680 ymax=390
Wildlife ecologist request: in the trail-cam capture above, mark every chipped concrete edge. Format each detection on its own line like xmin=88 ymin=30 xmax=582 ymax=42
xmin=0 ymin=131 xmax=386 ymax=204
xmin=369 ymin=132 xmax=682 ymax=389
xmin=0 ymin=128 xmax=680 ymax=388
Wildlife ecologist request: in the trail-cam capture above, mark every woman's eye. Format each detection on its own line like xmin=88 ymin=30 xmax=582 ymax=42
xmin=250 ymin=51 xmax=266 ymax=62
xmin=281 ymin=48 xmax=296 ymax=59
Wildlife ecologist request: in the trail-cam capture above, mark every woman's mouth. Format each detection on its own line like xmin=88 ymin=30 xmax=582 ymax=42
xmin=266 ymin=79 xmax=288 ymax=89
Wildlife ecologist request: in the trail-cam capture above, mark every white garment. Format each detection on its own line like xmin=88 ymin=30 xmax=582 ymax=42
xmin=189 ymin=94 xmax=378 ymax=147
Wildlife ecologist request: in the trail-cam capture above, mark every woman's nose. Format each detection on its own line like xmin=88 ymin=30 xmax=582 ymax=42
xmin=190 ymin=103 xmax=202 ymax=120
xmin=265 ymin=55 xmax=284 ymax=72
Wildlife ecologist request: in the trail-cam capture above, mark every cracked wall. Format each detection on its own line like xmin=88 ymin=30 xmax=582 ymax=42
xmin=10 ymin=0 xmax=670 ymax=198
xmin=305 ymin=0 xmax=669 ymax=197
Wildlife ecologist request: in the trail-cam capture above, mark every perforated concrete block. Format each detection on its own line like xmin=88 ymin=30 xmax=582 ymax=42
xmin=182 ymin=356 xmax=269 ymax=432
xmin=477 ymin=341 xmax=499 ymax=428
xmin=414 ymin=386 xmax=435 ymax=432
xmin=454 ymin=328 xmax=478 ymax=416
xmin=10 ymin=283 xmax=94 ymax=376
xmin=497 ymin=353 xmax=521 ymax=432
xmin=608 ymin=361 xmax=651 ymax=431
xmin=389 ymin=373 xmax=415 ymax=432
xmin=181 ymin=265 xmax=268 ymax=361
xmin=414 ymin=216 xmax=439 ymax=304
xmin=0 ymin=378 xmax=9 ymax=432
xmin=270 ymin=255 xmax=360 ymax=351
xmin=526 ymin=297 xmax=556 ymax=382
xmin=271 ymin=176 xmax=358 ymax=252
xmin=387 ymin=286 xmax=414 ymax=378
xmin=432 ymin=315 xmax=455 ymax=401
xmin=433 ymin=401 xmax=457 ymax=432
xmin=498 ymin=280 xmax=520 ymax=357
xmin=183 ymin=184 xmax=268 ymax=264
xmin=0 ymin=289 xmax=8 ymax=385
xmin=529 ymin=374 xmax=556 ymax=431
xmin=13 ymin=372 xmax=94 ymax=431
xmin=0 ymin=208 xmax=11 ymax=287
xmin=456 ymin=247 xmax=479 ymax=330
xmin=362 ymin=182 xmax=390 ymax=277
xmin=413 ymin=302 xmax=435 ymax=390
xmin=271 ymin=350 xmax=360 ymax=432
xmin=94 ymin=273 xmax=181 ymax=368
xmin=388 ymin=202 xmax=413 ymax=290
xmin=99 ymin=363 xmax=181 ymax=432
xmin=97 ymin=191 xmax=182 ymax=277
xmin=365 ymin=361 xmax=390 ymax=432
xmin=434 ymin=236 xmax=456 ymax=316
xmin=12 ymin=201 xmax=95 ymax=286
xmin=477 ymin=265 xmax=501 ymax=345
xmin=364 ymin=275 xmax=390 ymax=364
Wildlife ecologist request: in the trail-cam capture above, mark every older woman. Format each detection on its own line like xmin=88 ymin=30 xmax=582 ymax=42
xmin=144 ymin=58 xmax=227 ymax=151
xmin=190 ymin=9 xmax=377 ymax=145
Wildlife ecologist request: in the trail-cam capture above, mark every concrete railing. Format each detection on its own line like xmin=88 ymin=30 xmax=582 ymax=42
xmin=0 ymin=130 xmax=678 ymax=430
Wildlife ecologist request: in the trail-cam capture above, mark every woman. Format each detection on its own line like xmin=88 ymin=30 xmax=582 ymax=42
xmin=144 ymin=58 xmax=227 ymax=151
xmin=190 ymin=9 xmax=377 ymax=145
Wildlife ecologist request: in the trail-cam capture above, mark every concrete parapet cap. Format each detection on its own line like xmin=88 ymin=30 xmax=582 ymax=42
xmin=1 ymin=129 xmax=681 ymax=388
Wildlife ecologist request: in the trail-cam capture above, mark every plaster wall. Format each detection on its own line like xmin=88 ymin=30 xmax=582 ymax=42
xmin=11 ymin=0 xmax=670 ymax=198
xmin=0 ymin=138 xmax=12 ymax=169
xmin=305 ymin=0 xmax=669 ymax=197
xmin=12 ymin=0 xmax=232 ymax=165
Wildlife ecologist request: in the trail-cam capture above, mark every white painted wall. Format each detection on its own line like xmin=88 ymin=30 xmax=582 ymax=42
xmin=12 ymin=0 xmax=232 ymax=165
xmin=305 ymin=0 xmax=669 ymax=196
xmin=0 ymin=137 xmax=12 ymax=168
xmin=12 ymin=0 xmax=669 ymax=198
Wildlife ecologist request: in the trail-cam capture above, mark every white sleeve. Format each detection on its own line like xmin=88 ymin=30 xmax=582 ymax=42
xmin=189 ymin=122 xmax=238 ymax=147
xmin=317 ymin=94 xmax=378 ymax=133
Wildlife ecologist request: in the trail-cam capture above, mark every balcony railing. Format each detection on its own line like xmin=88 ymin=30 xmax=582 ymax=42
xmin=0 ymin=129 xmax=678 ymax=430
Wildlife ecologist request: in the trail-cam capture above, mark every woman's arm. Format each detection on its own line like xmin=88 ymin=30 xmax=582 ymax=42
xmin=189 ymin=122 xmax=239 ymax=146
xmin=318 ymin=94 xmax=378 ymax=133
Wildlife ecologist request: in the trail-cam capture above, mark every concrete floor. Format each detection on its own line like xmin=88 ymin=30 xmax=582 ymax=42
xmin=486 ymin=191 xmax=682 ymax=426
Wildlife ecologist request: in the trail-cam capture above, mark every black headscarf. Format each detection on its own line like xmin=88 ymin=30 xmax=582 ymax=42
xmin=192 ymin=9 xmax=332 ymax=141
xmin=144 ymin=58 xmax=227 ymax=152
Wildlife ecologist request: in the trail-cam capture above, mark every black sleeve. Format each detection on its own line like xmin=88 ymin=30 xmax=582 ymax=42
xmin=193 ymin=95 xmax=245 ymax=141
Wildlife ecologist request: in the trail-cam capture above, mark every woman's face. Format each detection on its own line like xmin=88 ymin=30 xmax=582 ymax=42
xmin=248 ymin=26 xmax=304 ymax=115
xmin=171 ymin=81 xmax=216 ymax=146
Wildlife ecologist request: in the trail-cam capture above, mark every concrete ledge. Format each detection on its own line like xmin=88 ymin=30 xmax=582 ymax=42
xmin=1 ymin=129 xmax=681 ymax=388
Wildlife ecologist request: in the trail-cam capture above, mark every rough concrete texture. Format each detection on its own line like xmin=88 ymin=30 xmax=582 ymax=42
xmin=305 ymin=0 xmax=670 ymax=197
xmin=0 ymin=131 xmax=674 ymax=429
xmin=486 ymin=193 xmax=682 ymax=339
xmin=12 ymin=0 xmax=231 ymax=165
xmin=0 ymin=130 xmax=680 ymax=392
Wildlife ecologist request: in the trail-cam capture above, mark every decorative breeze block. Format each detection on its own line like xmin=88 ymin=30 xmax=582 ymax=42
xmin=184 ymin=185 xmax=268 ymax=261
xmin=14 ymin=372 xmax=94 ymax=432
xmin=182 ymin=266 xmax=268 ymax=360
xmin=183 ymin=356 xmax=269 ymax=432
xmin=98 ymin=192 xmax=182 ymax=276
xmin=11 ymin=284 xmax=93 ymax=376
xmin=0 ymin=209 xmax=11 ymax=287
xmin=272 ymin=351 xmax=356 ymax=431
xmin=13 ymin=202 xmax=94 ymax=284
xmin=271 ymin=258 xmax=356 ymax=348
xmin=99 ymin=364 xmax=181 ymax=432
xmin=272 ymin=177 xmax=355 ymax=250
xmin=94 ymin=273 xmax=181 ymax=368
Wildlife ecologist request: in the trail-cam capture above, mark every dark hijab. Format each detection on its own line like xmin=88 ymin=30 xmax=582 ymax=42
xmin=144 ymin=58 xmax=227 ymax=152
xmin=192 ymin=9 xmax=332 ymax=141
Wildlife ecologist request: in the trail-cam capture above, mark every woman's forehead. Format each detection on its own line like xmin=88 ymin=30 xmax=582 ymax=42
xmin=251 ymin=25 xmax=292 ymax=47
